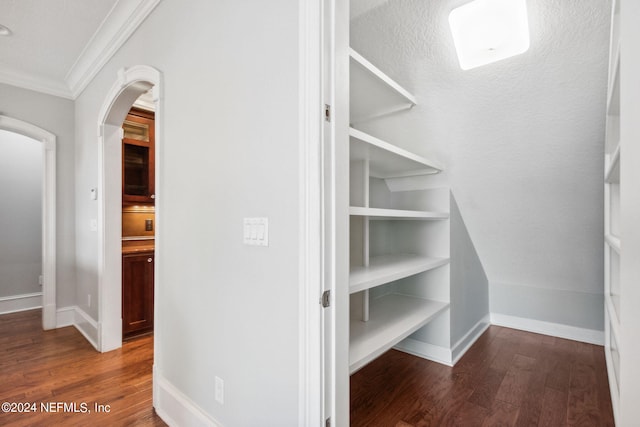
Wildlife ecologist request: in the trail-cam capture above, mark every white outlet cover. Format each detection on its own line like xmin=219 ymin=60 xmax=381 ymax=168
xmin=215 ymin=376 xmax=224 ymax=404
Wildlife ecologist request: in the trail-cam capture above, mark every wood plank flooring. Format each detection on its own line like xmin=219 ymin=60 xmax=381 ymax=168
xmin=0 ymin=310 xmax=166 ymax=426
xmin=351 ymin=326 xmax=614 ymax=427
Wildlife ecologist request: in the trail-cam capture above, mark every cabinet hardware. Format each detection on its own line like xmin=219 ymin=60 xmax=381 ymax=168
xmin=147 ymin=258 xmax=153 ymax=263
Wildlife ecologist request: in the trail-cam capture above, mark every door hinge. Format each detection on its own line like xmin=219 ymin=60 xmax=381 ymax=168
xmin=325 ymin=417 xmax=331 ymax=427
xmin=321 ymin=290 xmax=330 ymax=308
xmin=324 ymin=104 xmax=331 ymax=122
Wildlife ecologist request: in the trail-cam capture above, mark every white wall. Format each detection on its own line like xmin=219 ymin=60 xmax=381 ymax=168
xmin=0 ymin=130 xmax=42 ymax=298
xmin=73 ymin=0 xmax=301 ymax=425
xmin=0 ymin=83 xmax=76 ymax=308
xmin=351 ymin=0 xmax=609 ymax=333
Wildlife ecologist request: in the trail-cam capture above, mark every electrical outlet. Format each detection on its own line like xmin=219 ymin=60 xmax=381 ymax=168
xmin=38 ymin=275 xmax=43 ymax=286
xmin=87 ymin=294 xmax=91 ymax=308
xmin=215 ymin=376 xmax=224 ymax=404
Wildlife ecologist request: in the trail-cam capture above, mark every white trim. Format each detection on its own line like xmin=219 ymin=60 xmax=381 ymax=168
xmin=0 ymin=68 xmax=73 ymax=99
xmin=66 ymin=0 xmax=162 ymax=98
xmin=394 ymin=338 xmax=453 ymax=366
xmin=0 ymin=115 xmax=57 ymax=330
xmin=490 ymin=313 xmax=604 ymax=345
xmin=56 ymin=306 xmax=76 ymax=327
xmin=74 ymin=306 xmax=100 ymax=350
xmin=97 ymin=65 xmax=161 ymax=353
xmin=393 ymin=316 xmax=490 ymax=367
xmin=154 ymin=370 xmax=222 ymax=427
xmin=0 ymin=293 xmax=43 ymax=315
xmin=451 ymin=315 xmax=491 ymax=364
xmin=298 ymin=0 xmax=324 ymax=426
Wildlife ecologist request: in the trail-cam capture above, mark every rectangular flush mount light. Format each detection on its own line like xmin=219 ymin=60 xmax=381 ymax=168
xmin=449 ymin=0 xmax=530 ymax=70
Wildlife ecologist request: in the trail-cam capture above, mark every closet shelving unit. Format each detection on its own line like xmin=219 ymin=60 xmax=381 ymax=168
xmin=604 ymin=0 xmax=621 ymax=419
xmin=349 ymin=49 xmax=450 ymax=374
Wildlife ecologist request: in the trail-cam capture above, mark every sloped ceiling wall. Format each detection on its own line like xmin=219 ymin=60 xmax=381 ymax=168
xmin=351 ymin=0 xmax=610 ymax=330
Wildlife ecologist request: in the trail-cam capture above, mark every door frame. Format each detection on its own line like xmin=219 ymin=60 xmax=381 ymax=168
xmin=298 ymin=0 xmax=349 ymax=424
xmin=96 ymin=65 xmax=162 ymax=353
xmin=0 ymin=115 xmax=57 ymax=330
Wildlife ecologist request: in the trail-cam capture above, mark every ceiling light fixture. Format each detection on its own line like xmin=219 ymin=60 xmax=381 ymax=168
xmin=449 ymin=0 xmax=530 ymax=70
xmin=0 ymin=24 xmax=12 ymax=36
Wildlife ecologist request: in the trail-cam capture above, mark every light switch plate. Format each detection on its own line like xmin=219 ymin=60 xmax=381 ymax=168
xmin=243 ymin=218 xmax=268 ymax=246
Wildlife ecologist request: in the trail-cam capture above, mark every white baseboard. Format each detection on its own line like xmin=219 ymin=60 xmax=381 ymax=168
xmin=451 ymin=315 xmax=491 ymax=364
xmin=56 ymin=306 xmax=76 ymax=327
xmin=395 ymin=338 xmax=453 ymax=366
xmin=73 ymin=306 xmax=99 ymax=350
xmin=0 ymin=292 xmax=42 ymax=314
xmin=394 ymin=316 xmax=490 ymax=367
xmin=490 ymin=313 xmax=604 ymax=345
xmin=55 ymin=306 xmax=100 ymax=350
xmin=154 ymin=369 xmax=222 ymax=427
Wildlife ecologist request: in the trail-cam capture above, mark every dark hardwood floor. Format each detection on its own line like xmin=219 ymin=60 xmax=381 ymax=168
xmin=351 ymin=326 xmax=615 ymax=427
xmin=0 ymin=311 xmax=615 ymax=426
xmin=0 ymin=309 xmax=166 ymax=426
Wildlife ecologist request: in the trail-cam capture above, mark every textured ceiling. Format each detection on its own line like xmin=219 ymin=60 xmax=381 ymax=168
xmin=0 ymin=0 xmax=117 ymax=92
xmin=351 ymin=0 xmax=611 ymax=294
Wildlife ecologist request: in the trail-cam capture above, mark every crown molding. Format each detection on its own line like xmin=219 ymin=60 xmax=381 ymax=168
xmin=65 ymin=0 xmax=162 ymax=99
xmin=0 ymin=0 xmax=161 ymax=100
xmin=0 ymin=67 xmax=74 ymax=99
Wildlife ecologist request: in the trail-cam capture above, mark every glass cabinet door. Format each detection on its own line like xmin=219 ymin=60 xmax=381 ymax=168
xmin=122 ymin=109 xmax=155 ymax=204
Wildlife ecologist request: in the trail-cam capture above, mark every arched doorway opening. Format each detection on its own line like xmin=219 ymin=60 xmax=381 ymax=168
xmin=0 ymin=115 xmax=56 ymax=330
xmin=96 ymin=66 xmax=162 ymax=352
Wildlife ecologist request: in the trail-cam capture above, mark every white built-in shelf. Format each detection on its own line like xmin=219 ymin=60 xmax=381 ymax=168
xmin=607 ymin=47 xmax=620 ymax=116
xmin=350 ymin=127 xmax=442 ymax=178
xmin=350 ymin=254 xmax=449 ymax=294
xmin=605 ymin=144 xmax=620 ymax=183
xmin=606 ymin=233 xmax=621 ymax=254
xmin=350 ymin=206 xmax=449 ymax=220
xmin=349 ymin=294 xmax=449 ymax=373
xmin=350 ymin=48 xmax=417 ymax=124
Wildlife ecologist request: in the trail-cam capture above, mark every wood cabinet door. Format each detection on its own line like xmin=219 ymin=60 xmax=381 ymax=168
xmin=122 ymin=109 xmax=155 ymax=205
xmin=122 ymin=252 xmax=154 ymax=338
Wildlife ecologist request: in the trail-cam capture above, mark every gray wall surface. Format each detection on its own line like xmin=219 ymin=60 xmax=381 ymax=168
xmin=73 ymin=0 xmax=301 ymax=424
xmin=0 ymin=130 xmax=42 ymax=297
xmin=0 ymin=83 xmax=76 ymax=308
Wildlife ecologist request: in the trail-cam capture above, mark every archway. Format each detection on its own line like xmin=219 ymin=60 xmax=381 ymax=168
xmin=96 ymin=65 xmax=162 ymax=352
xmin=0 ymin=115 xmax=57 ymax=330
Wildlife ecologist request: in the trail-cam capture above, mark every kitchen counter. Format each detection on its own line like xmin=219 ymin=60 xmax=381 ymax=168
xmin=122 ymin=238 xmax=155 ymax=254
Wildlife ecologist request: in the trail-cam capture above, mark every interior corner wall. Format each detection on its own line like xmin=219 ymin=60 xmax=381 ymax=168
xmin=73 ymin=0 xmax=301 ymax=425
xmin=0 ymin=83 xmax=77 ymax=309
xmin=0 ymin=130 xmax=42 ymax=298
xmin=450 ymin=194 xmax=489 ymax=345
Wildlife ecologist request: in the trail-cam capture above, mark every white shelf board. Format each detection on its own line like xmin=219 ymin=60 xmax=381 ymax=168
xmin=607 ymin=46 xmax=620 ymax=116
xmin=350 ymin=127 xmax=442 ymax=178
xmin=605 ymin=143 xmax=620 ymax=183
xmin=349 ymin=294 xmax=449 ymax=373
xmin=606 ymin=233 xmax=621 ymax=254
xmin=350 ymin=254 xmax=449 ymax=294
xmin=350 ymin=48 xmax=417 ymax=124
xmin=350 ymin=206 xmax=449 ymax=220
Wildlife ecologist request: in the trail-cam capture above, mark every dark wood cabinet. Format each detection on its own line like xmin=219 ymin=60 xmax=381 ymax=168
xmin=122 ymin=251 xmax=154 ymax=338
xmin=122 ymin=108 xmax=155 ymax=205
